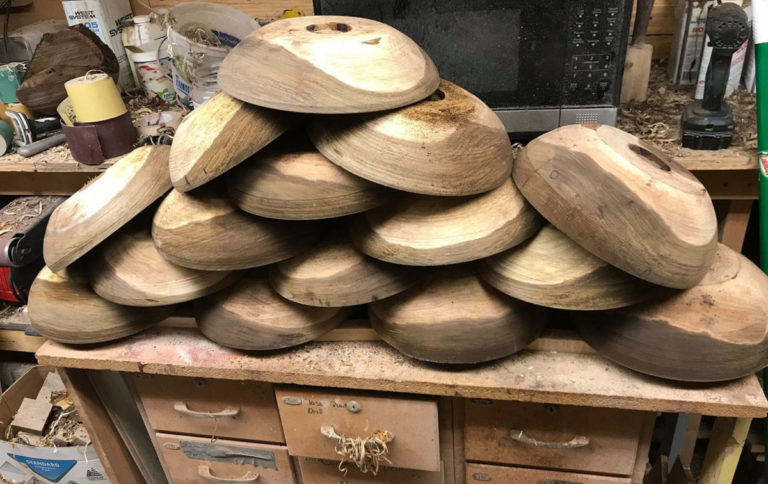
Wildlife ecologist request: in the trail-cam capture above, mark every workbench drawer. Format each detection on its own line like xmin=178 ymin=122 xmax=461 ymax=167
xmin=156 ymin=432 xmax=294 ymax=484
xmin=466 ymin=463 xmax=632 ymax=484
xmin=297 ymin=457 xmax=444 ymax=483
xmin=132 ymin=375 xmax=284 ymax=443
xmin=464 ymin=400 xmax=645 ymax=476
xmin=275 ymin=386 xmax=440 ymax=472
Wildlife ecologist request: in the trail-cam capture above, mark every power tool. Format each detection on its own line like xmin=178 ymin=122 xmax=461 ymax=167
xmin=681 ymin=2 xmax=749 ymax=150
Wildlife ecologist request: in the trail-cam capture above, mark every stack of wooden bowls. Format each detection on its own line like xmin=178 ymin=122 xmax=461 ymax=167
xmin=30 ymin=15 xmax=768 ymax=382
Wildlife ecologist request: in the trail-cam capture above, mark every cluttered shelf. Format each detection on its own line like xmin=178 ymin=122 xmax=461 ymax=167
xmin=35 ymin=325 xmax=768 ymax=418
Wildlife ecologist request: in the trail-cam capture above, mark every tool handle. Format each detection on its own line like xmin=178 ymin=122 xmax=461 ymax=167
xmin=631 ymin=0 xmax=655 ymax=45
xmin=16 ymin=133 xmax=66 ymax=158
xmin=702 ymin=49 xmax=733 ymax=111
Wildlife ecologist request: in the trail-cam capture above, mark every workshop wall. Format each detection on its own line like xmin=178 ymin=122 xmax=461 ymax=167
xmin=8 ymin=0 xmax=677 ymax=58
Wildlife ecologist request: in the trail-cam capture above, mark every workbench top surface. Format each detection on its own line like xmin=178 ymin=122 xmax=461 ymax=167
xmin=36 ymin=327 xmax=768 ymax=418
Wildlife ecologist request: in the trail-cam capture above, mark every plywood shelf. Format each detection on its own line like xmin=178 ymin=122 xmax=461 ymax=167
xmin=36 ymin=326 xmax=768 ymax=418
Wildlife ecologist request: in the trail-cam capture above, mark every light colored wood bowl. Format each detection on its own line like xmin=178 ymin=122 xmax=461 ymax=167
xmin=513 ymin=124 xmax=717 ymax=289
xmin=218 ymin=15 xmax=439 ymax=113
xmin=370 ymin=267 xmax=548 ymax=364
xmin=28 ymin=266 xmax=175 ymax=344
xmin=89 ymin=225 xmax=239 ymax=306
xmin=351 ymin=178 xmax=542 ymax=266
xmin=270 ymin=237 xmax=416 ymax=307
xmin=43 ymin=145 xmax=171 ymax=273
xmin=195 ymin=273 xmax=347 ymax=350
xmin=310 ymin=80 xmax=513 ymax=196
xmin=481 ymin=225 xmax=661 ymax=310
xmin=169 ymin=91 xmax=293 ymax=192
xmin=152 ymin=188 xmax=313 ymax=271
xmin=576 ymin=244 xmax=768 ymax=382
xmin=227 ymin=149 xmax=386 ymax=220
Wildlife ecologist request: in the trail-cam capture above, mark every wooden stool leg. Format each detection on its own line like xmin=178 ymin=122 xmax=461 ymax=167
xmin=59 ymin=368 xmax=144 ymax=484
xmin=699 ymin=417 xmax=751 ymax=484
xmin=719 ymin=200 xmax=753 ymax=252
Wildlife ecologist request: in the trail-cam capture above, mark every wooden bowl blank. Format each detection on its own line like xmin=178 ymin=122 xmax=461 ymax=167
xmin=227 ymin=149 xmax=386 ymax=220
xmin=576 ymin=244 xmax=768 ymax=382
xmin=218 ymin=15 xmax=439 ymax=114
xmin=169 ymin=92 xmax=292 ymax=192
xmin=29 ymin=266 xmax=175 ymax=344
xmin=352 ymin=179 xmax=542 ymax=266
xmin=89 ymin=226 xmax=239 ymax=306
xmin=44 ymin=145 xmax=171 ymax=273
xmin=370 ymin=267 xmax=548 ymax=364
xmin=481 ymin=225 xmax=660 ymax=310
xmin=310 ymin=80 xmax=513 ymax=196
xmin=270 ymin=237 xmax=415 ymax=307
xmin=152 ymin=188 xmax=314 ymax=271
xmin=513 ymin=124 xmax=717 ymax=289
xmin=195 ymin=273 xmax=347 ymax=350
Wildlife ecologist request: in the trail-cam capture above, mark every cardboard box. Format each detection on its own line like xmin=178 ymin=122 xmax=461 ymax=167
xmin=0 ymin=366 xmax=109 ymax=484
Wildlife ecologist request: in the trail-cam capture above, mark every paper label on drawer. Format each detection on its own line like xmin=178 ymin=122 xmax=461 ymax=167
xmin=180 ymin=441 xmax=277 ymax=469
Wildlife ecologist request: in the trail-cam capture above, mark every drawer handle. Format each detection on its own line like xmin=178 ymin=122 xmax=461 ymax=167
xmin=198 ymin=465 xmax=259 ymax=482
xmin=174 ymin=402 xmax=240 ymax=419
xmin=509 ymin=429 xmax=590 ymax=449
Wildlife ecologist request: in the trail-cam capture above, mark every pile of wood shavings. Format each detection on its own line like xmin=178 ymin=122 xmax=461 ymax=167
xmin=618 ymin=62 xmax=757 ymax=157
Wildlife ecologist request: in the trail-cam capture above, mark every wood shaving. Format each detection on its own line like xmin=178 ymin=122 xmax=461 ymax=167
xmin=618 ymin=62 xmax=756 ymax=158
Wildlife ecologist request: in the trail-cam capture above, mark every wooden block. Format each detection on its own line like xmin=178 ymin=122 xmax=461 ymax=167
xmin=11 ymin=397 xmax=53 ymax=435
xmin=36 ymin=371 xmax=66 ymax=403
xmin=621 ymin=43 xmax=654 ymax=103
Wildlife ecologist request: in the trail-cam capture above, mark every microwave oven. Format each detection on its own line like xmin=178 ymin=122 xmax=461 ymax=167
xmin=313 ymin=0 xmax=634 ymax=135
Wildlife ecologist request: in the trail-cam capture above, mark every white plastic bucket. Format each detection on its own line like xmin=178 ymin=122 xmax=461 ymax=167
xmin=167 ymin=2 xmax=258 ymax=107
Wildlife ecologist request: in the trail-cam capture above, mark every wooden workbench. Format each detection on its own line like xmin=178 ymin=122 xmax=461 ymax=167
xmin=35 ymin=326 xmax=768 ymax=484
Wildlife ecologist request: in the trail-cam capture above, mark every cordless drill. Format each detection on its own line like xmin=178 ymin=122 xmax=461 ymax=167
xmin=681 ymin=2 xmax=749 ymax=150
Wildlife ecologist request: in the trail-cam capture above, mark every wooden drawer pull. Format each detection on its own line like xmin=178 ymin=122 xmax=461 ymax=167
xmin=198 ymin=465 xmax=259 ymax=482
xmin=509 ymin=430 xmax=590 ymax=449
xmin=174 ymin=402 xmax=240 ymax=419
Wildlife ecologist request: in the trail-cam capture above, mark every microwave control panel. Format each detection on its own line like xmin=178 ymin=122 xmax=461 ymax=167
xmin=563 ymin=0 xmax=632 ymax=106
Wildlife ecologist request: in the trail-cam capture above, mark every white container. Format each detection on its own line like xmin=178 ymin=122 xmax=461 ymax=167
xmin=167 ymin=2 xmax=258 ymax=108
xmin=61 ymin=0 xmax=135 ymax=91
xmin=123 ymin=14 xmax=175 ymax=103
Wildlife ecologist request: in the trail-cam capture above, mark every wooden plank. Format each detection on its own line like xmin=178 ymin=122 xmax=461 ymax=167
xmin=0 ymin=329 xmax=45 ymax=352
xmin=0 ymin=151 xmax=114 ymax=173
xmin=719 ymin=200 xmax=753 ymax=252
xmin=36 ymin=327 xmax=768 ymax=418
xmin=647 ymin=34 xmax=673 ymax=60
xmin=699 ymin=417 xmax=751 ymax=484
xmin=58 ymin=368 xmax=144 ymax=484
xmin=693 ymin=170 xmax=759 ymax=200
xmin=632 ymin=412 xmax=657 ymax=483
xmin=676 ymin=152 xmax=754 ymax=171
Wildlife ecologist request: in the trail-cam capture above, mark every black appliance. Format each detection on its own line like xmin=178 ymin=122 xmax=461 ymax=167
xmin=313 ymin=0 xmax=634 ymax=135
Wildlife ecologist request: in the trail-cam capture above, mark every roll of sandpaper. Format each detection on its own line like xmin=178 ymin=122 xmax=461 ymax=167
xmin=65 ymin=71 xmax=127 ymax=123
xmin=62 ymin=111 xmax=137 ymax=165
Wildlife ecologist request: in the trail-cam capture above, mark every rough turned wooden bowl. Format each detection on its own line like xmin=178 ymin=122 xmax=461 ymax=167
xmin=152 ymin=188 xmax=313 ymax=271
xmin=370 ymin=267 xmax=548 ymax=364
xmin=310 ymin=80 xmax=513 ymax=196
xmin=481 ymin=225 xmax=662 ymax=310
xmin=576 ymin=244 xmax=768 ymax=382
xmin=351 ymin=178 xmax=542 ymax=266
xmin=513 ymin=124 xmax=717 ymax=289
xmin=169 ymin=91 xmax=293 ymax=192
xmin=29 ymin=266 xmax=175 ymax=344
xmin=227 ymin=148 xmax=387 ymax=220
xmin=195 ymin=273 xmax=347 ymax=350
xmin=89 ymin=225 xmax=239 ymax=307
xmin=44 ymin=145 xmax=171 ymax=273
xmin=270 ymin=236 xmax=416 ymax=307
xmin=218 ymin=15 xmax=439 ymax=113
